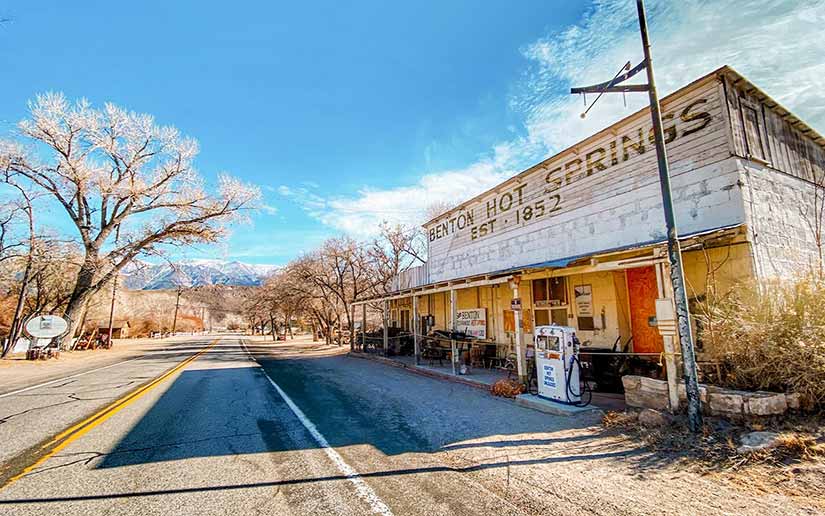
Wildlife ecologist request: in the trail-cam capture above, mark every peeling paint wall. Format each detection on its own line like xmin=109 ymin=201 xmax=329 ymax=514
xmin=425 ymin=77 xmax=746 ymax=284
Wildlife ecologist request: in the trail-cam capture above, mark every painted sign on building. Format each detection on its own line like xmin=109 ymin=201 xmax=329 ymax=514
xmin=425 ymin=74 xmax=746 ymax=283
xmin=574 ymin=285 xmax=593 ymax=317
xmin=455 ymin=308 xmax=487 ymax=339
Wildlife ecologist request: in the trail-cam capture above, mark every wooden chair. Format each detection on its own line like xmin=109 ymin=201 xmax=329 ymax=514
xmin=421 ymin=340 xmax=444 ymax=366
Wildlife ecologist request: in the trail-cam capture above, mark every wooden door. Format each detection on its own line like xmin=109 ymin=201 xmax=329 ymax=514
xmin=626 ymin=266 xmax=663 ymax=354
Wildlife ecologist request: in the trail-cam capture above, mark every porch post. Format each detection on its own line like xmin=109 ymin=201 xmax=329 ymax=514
xmin=512 ymin=277 xmax=526 ymax=383
xmin=382 ymin=299 xmax=389 ymax=356
xmin=449 ymin=289 xmax=458 ymax=375
xmin=361 ymin=303 xmax=367 ymax=350
xmin=413 ymin=295 xmax=421 ymax=365
xmin=656 ymin=262 xmax=681 ymax=412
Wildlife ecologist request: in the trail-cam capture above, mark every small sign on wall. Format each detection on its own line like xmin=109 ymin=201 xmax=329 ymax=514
xmin=574 ymin=285 xmax=593 ymax=317
xmin=456 ymin=308 xmax=487 ymax=339
xmin=511 ymin=298 xmax=522 ymax=311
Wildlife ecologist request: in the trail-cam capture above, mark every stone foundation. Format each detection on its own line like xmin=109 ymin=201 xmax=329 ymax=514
xmin=622 ymin=375 xmax=796 ymax=418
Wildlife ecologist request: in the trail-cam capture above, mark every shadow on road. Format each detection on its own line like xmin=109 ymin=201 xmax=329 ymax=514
xmin=1 ymin=445 xmax=641 ymax=505
xmin=74 ymin=340 xmax=606 ymax=470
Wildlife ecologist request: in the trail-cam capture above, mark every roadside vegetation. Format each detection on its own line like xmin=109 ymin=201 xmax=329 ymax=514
xmin=0 ymin=93 xmax=259 ymax=356
xmin=698 ymin=276 xmax=825 ymax=410
xmin=242 ymin=223 xmax=425 ymax=345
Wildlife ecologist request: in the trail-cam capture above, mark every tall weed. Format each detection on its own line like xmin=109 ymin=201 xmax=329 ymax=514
xmin=699 ymin=277 xmax=825 ymax=409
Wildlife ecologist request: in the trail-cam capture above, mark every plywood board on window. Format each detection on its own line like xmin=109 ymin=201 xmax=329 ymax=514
xmin=626 ymin=266 xmax=664 ymax=354
xmin=503 ymin=309 xmax=532 ymax=333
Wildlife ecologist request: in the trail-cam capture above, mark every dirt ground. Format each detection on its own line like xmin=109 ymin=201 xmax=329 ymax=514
xmin=600 ymin=411 xmax=825 ymax=513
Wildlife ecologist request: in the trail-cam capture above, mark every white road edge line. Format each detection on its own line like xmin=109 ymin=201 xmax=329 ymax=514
xmin=241 ymin=339 xmax=394 ymax=516
xmin=0 ymin=356 xmax=148 ymax=399
xmin=0 ymin=339 xmax=211 ymax=399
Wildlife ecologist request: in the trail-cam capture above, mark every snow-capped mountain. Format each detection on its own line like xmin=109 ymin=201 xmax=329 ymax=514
xmin=121 ymin=259 xmax=278 ymax=290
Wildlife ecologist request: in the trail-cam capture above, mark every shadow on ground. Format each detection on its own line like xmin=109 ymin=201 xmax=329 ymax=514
xmin=81 ymin=340 xmax=613 ymax=468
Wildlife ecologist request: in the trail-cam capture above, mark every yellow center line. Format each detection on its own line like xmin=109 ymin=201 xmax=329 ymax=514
xmin=1 ymin=337 xmax=221 ymax=490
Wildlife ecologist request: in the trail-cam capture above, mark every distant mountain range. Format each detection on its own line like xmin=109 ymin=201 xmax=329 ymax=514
xmin=121 ymin=259 xmax=277 ymax=290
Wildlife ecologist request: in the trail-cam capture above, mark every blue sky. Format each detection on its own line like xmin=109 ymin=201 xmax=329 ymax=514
xmin=1 ymin=1 xmax=823 ymax=265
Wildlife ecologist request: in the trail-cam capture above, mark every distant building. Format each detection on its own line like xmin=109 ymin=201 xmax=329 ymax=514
xmin=97 ymin=320 xmax=131 ymax=339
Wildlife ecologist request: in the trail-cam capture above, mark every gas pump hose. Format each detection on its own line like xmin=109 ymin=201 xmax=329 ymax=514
xmin=566 ymin=355 xmax=593 ymax=407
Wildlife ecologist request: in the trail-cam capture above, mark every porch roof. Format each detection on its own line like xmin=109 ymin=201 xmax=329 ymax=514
xmin=491 ymin=222 xmax=745 ymax=276
xmin=353 ymin=223 xmax=746 ymax=306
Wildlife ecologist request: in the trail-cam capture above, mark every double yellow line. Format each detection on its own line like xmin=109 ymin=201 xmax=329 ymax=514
xmin=1 ymin=338 xmax=220 ymax=489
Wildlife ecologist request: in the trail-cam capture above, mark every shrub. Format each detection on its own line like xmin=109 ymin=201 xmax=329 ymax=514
xmin=490 ymin=378 xmax=525 ymax=398
xmin=698 ymin=276 xmax=825 ymax=409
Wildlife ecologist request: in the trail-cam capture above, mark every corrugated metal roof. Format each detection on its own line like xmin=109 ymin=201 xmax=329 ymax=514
xmin=358 ymin=223 xmax=747 ymax=303
xmin=489 ymin=223 xmax=745 ymax=277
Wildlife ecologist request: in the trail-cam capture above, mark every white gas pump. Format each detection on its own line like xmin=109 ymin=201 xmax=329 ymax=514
xmin=534 ymin=325 xmax=588 ymax=405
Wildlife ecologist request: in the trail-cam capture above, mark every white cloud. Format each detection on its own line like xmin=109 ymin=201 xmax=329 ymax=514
xmin=288 ymin=0 xmax=825 ymax=236
xmin=517 ymin=0 xmax=825 ymax=153
xmin=276 ymin=162 xmax=515 ymax=238
xmin=260 ymin=203 xmax=278 ymax=215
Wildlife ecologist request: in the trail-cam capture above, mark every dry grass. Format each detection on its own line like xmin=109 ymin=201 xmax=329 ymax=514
xmin=601 ymin=410 xmax=638 ymax=429
xmin=602 ymin=411 xmax=824 ymax=472
xmin=774 ymin=434 xmax=825 ymax=462
xmin=601 ymin=410 xmax=825 ymax=507
xmin=490 ymin=378 xmax=525 ymax=398
xmin=697 ymin=276 xmax=825 ymax=409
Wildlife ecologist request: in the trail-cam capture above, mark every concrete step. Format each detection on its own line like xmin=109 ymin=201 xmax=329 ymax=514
xmin=515 ymin=394 xmax=603 ymax=417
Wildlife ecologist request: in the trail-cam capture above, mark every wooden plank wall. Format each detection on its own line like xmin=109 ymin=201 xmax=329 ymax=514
xmin=722 ymin=73 xmax=825 ymax=183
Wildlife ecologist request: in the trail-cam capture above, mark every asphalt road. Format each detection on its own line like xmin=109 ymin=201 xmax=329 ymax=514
xmin=0 ymin=336 xmax=816 ymax=515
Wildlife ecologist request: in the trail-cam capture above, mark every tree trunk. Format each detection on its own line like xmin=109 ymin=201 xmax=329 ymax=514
xmin=311 ymin=321 xmax=318 ymax=342
xmin=322 ymin=319 xmax=332 ymax=345
xmin=61 ymin=253 xmax=98 ymax=349
xmin=3 ymin=264 xmax=31 ymax=358
xmin=62 ymin=292 xmax=91 ymax=350
xmin=269 ymin=313 xmax=277 ymax=341
xmin=334 ymin=313 xmax=343 ymax=346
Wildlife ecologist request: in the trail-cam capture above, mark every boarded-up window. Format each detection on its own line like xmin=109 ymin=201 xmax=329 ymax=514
xmin=503 ymin=309 xmax=532 ymax=332
xmin=742 ymin=102 xmax=767 ymax=161
xmin=533 ymin=278 xmax=547 ymax=304
xmin=532 ymin=277 xmax=567 ymax=307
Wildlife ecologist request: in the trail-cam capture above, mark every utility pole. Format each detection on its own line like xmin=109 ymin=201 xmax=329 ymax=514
xmin=570 ymin=0 xmax=703 ymax=431
xmin=636 ymin=0 xmax=702 ymax=432
xmin=171 ymin=288 xmax=182 ymax=334
xmin=106 ymin=224 xmax=121 ymax=347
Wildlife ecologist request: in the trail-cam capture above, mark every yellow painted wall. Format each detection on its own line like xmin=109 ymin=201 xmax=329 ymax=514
xmin=565 ymin=271 xmax=625 ymax=348
xmin=682 ymin=242 xmax=755 ymax=300
xmin=385 ymin=242 xmax=755 ymax=361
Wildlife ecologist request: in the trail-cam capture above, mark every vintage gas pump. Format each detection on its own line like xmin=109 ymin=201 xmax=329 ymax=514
xmin=534 ymin=325 xmax=589 ymax=405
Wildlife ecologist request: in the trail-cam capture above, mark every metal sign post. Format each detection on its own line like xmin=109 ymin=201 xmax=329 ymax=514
xmin=569 ymin=0 xmax=703 ymax=432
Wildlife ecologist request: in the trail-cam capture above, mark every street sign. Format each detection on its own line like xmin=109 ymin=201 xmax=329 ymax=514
xmin=510 ymin=298 xmax=522 ymax=311
xmin=24 ymin=315 xmax=70 ymax=339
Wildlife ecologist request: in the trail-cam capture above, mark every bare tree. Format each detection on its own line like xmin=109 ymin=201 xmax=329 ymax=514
xmin=368 ymin=222 xmax=426 ymax=297
xmin=800 ymin=165 xmax=825 ymax=278
xmin=0 ymin=191 xmax=31 ymax=356
xmin=0 ymin=93 xmax=259 ymax=344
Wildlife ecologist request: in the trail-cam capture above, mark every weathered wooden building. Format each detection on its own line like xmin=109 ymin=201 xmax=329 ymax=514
xmin=354 ymin=66 xmax=825 ymax=402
